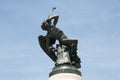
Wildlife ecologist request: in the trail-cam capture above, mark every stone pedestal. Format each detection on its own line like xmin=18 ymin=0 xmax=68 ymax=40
xmin=49 ymin=64 xmax=82 ymax=80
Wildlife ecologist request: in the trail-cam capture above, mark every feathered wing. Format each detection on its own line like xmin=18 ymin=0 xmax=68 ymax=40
xmin=38 ymin=35 xmax=57 ymax=62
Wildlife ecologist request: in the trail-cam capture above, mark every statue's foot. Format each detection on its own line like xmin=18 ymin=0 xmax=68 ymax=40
xmin=71 ymin=61 xmax=81 ymax=68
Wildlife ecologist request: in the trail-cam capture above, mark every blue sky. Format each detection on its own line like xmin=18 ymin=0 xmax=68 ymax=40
xmin=0 ymin=0 xmax=120 ymax=80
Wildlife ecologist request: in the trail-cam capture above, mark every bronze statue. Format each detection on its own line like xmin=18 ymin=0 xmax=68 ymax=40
xmin=38 ymin=8 xmax=81 ymax=68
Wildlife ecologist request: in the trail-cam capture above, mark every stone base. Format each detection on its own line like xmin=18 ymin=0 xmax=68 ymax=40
xmin=49 ymin=73 xmax=82 ymax=80
xmin=49 ymin=64 xmax=82 ymax=80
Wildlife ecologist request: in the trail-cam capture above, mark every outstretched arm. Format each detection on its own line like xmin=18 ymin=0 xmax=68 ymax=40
xmin=51 ymin=15 xmax=59 ymax=26
xmin=46 ymin=15 xmax=59 ymax=26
